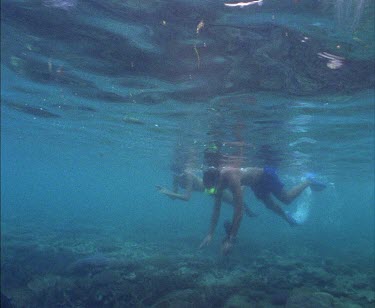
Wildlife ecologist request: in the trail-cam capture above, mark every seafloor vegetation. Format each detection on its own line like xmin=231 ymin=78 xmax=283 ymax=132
xmin=1 ymin=221 xmax=374 ymax=308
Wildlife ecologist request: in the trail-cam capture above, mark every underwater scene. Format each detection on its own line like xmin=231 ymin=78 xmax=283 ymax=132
xmin=1 ymin=0 xmax=374 ymax=307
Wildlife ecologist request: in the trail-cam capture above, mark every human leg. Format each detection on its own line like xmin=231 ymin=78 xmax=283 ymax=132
xmin=261 ymin=194 xmax=299 ymax=226
xmin=274 ymin=181 xmax=310 ymax=205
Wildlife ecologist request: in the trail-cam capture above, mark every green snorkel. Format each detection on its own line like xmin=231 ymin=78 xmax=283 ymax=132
xmin=205 ymin=187 xmax=217 ymax=195
xmin=207 ymin=143 xmax=218 ymax=151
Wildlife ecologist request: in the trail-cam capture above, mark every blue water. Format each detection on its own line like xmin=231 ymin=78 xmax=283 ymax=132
xmin=1 ymin=1 xmax=374 ymax=307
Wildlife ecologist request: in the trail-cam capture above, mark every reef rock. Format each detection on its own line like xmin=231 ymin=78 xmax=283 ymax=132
xmin=223 ymin=294 xmax=254 ymax=308
xmin=286 ymin=290 xmax=336 ymax=308
xmin=68 ymin=254 xmax=111 ymax=274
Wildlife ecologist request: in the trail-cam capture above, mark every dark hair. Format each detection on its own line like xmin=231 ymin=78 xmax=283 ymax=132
xmin=203 ymin=167 xmax=220 ymax=188
xmin=204 ymin=151 xmax=222 ymax=168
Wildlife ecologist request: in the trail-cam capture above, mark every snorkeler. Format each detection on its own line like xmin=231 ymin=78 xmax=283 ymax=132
xmin=157 ymin=140 xmax=256 ymax=217
xmin=156 ymin=170 xmax=257 ymax=218
xmin=199 ymin=166 xmax=326 ymax=255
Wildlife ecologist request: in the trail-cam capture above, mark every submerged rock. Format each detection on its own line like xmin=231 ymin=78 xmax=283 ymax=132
xmin=91 ymin=270 xmax=122 ymax=286
xmin=97 ymin=243 xmax=122 ymax=253
xmin=27 ymin=275 xmax=61 ymax=293
xmin=286 ymin=290 xmax=336 ymax=308
xmin=271 ymin=290 xmax=290 ymax=306
xmin=223 ymin=294 xmax=253 ymax=308
xmin=334 ymin=303 xmax=363 ymax=308
xmin=68 ymin=253 xmax=139 ymax=280
xmin=153 ymin=289 xmax=202 ymax=308
xmin=303 ymin=266 xmax=334 ymax=285
xmin=68 ymin=254 xmax=111 ymax=274
xmin=1 ymin=293 xmax=14 ymax=308
xmin=355 ymin=289 xmax=375 ymax=303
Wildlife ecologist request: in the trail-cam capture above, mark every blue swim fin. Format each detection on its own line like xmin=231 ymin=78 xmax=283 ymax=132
xmin=285 ymin=212 xmax=301 ymax=226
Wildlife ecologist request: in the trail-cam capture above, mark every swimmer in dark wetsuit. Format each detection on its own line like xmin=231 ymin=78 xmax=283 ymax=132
xmin=200 ymin=166 xmax=326 ymax=255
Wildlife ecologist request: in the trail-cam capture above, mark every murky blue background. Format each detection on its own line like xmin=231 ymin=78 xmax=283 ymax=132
xmin=1 ymin=0 xmax=374 ymax=307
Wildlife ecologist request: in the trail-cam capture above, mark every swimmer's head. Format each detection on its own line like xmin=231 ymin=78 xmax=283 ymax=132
xmin=204 ymin=150 xmax=222 ymax=168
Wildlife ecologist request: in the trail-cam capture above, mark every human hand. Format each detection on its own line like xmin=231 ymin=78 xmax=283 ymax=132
xmin=156 ymin=186 xmax=177 ymax=200
xmin=156 ymin=185 xmax=165 ymax=191
xmin=244 ymin=207 xmax=258 ymax=218
xmin=199 ymin=234 xmax=212 ymax=249
xmin=156 ymin=185 xmax=169 ymax=195
xmin=221 ymin=238 xmax=234 ymax=255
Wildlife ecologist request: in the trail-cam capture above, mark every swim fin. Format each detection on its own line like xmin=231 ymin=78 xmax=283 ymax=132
xmin=285 ymin=212 xmax=300 ymax=227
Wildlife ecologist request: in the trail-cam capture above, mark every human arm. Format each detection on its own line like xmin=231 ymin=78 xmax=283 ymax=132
xmin=222 ymin=187 xmax=257 ymax=217
xmin=222 ymin=189 xmax=234 ymax=204
xmin=227 ymin=181 xmax=244 ymax=239
xmin=243 ymin=203 xmax=257 ymax=217
xmin=261 ymin=194 xmax=298 ymax=226
xmin=199 ymin=191 xmax=223 ymax=248
xmin=222 ymin=178 xmax=244 ymax=254
xmin=172 ymin=175 xmax=179 ymax=193
xmin=156 ymin=185 xmax=192 ymax=201
xmin=156 ymin=173 xmax=194 ymax=201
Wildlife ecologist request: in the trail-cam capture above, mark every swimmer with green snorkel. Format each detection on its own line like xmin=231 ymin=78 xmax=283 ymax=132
xmin=200 ymin=165 xmax=326 ymax=255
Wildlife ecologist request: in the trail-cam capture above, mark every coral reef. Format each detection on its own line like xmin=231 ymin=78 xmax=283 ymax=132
xmin=1 ymin=223 xmax=374 ymax=308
